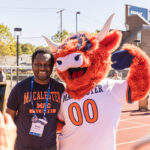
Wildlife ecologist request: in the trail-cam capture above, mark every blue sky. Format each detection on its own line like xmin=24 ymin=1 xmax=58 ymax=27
xmin=1 ymin=0 xmax=150 ymax=46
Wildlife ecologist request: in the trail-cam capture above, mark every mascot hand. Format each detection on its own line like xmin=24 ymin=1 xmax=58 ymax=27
xmin=111 ymin=50 xmax=134 ymax=70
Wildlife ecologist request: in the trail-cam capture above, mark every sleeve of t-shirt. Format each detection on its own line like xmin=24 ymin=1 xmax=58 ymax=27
xmin=60 ymin=84 xmax=65 ymax=98
xmin=108 ymin=79 xmax=128 ymax=105
xmin=57 ymin=92 xmax=65 ymax=122
xmin=7 ymin=84 xmax=19 ymax=111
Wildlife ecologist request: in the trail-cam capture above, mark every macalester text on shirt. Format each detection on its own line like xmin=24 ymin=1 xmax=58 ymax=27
xmin=24 ymin=91 xmax=61 ymax=104
xmin=63 ymin=85 xmax=103 ymax=102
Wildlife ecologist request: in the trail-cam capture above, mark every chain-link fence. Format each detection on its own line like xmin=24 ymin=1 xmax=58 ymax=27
xmin=0 ymin=65 xmax=60 ymax=96
xmin=0 ymin=65 xmax=129 ymax=99
xmin=0 ymin=65 xmax=33 ymax=95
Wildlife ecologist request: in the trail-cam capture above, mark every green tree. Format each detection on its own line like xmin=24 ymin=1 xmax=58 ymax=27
xmin=21 ymin=43 xmax=36 ymax=54
xmin=35 ymin=45 xmax=49 ymax=50
xmin=51 ymin=29 xmax=70 ymax=43
xmin=0 ymin=24 xmax=16 ymax=56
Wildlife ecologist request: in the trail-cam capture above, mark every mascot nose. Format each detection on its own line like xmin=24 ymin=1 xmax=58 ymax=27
xmin=56 ymin=53 xmax=83 ymax=72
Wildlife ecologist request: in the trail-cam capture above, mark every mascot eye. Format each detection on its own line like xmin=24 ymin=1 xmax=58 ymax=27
xmin=56 ymin=60 xmax=62 ymax=65
xmin=74 ymin=55 xmax=80 ymax=61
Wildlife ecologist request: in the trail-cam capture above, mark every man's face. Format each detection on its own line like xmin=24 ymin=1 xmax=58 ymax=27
xmin=32 ymin=53 xmax=52 ymax=84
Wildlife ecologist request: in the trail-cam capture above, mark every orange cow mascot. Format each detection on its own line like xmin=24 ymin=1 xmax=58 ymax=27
xmin=44 ymin=14 xmax=150 ymax=150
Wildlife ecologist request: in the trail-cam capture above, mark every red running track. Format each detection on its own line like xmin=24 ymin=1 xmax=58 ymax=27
xmin=116 ymin=100 xmax=150 ymax=150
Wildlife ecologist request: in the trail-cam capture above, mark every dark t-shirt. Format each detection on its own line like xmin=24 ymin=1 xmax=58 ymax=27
xmin=7 ymin=77 xmax=65 ymax=149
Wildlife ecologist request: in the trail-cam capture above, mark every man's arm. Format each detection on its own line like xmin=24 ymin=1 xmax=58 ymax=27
xmin=6 ymin=108 xmax=16 ymax=120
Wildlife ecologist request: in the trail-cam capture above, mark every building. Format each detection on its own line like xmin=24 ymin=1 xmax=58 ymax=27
xmin=122 ymin=4 xmax=150 ymax=57
xmin=109 ymin=4 xmax=150 ymax=79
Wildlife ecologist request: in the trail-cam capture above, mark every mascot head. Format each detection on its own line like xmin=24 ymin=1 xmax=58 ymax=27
xmin=44 ymin=14 xmax=122 ymax=99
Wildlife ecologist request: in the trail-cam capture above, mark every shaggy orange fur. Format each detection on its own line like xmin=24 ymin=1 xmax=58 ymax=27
xmin=122 ymin=44 xmax=150 ymax=102
xmin=55 ymin=30 xmax=122 ymax=99
xmin=53 ymin=30 xmax=150 ymax=101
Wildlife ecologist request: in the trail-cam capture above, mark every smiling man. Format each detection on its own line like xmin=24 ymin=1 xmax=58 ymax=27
xmin=6 ymin=48 xmax=65 ymax=150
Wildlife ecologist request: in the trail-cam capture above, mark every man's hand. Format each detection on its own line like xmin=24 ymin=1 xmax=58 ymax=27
xmin=0 ymin=113 xmax=17 ymax=150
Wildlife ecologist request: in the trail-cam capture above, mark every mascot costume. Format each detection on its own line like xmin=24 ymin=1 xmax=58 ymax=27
xmin=44 ymin=14 xmax=150 ymax=150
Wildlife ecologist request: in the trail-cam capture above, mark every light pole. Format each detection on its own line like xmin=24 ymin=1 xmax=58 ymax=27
xmin=14 ymin=28 xmax=22 ymax=83
xmin=76 ymin=11 xmax=80 ymax=33
xmin=56 ymin=9 xmax=64 ymax=42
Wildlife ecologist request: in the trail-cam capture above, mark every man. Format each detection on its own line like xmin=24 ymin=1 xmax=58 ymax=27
xmin=113 ymin=71 xmax=121 ymax=80
xmin=0 ymin=67 xmax=7 ymax=112
xmin=6 ymin=48 xmax=65 ymax=150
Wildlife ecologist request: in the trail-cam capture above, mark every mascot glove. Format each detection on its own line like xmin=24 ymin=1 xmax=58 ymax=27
xmin=111 ymin=50 xmax=134 ymax=70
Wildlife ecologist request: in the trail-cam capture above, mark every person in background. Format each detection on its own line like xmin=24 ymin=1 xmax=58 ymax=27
xmin=6 ymin=48 xmax=65 ymax=150
xmin=0 ymin=67 xmax=6 ymax=82
xmin=0 ymin=67 xmax=7 ymax=112
xmin=113 ymin=71 xmax=121 ymax=80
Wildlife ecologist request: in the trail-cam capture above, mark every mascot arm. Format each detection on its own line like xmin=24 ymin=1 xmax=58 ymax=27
xmin=56 ymin=118 xmax=65 ymax=133
xmin=111 ymin=44 xmax=150 ymax=103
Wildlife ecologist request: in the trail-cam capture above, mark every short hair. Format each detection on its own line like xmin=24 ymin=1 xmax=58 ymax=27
xmin=32 ymin=48 xmax=54 ymax=70
xmin=115 ymin=71 xmax=118 ymax=74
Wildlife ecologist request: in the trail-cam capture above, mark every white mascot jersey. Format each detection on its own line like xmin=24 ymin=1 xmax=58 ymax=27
xmin=58 ymin=79 xmax=128 ymax=150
